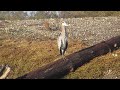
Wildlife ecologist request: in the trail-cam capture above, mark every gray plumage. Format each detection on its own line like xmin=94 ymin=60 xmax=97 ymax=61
xmin=57 ymin=21 xmax=69 ymax=55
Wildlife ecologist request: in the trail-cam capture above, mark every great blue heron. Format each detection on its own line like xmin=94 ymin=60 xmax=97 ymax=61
xmin=57 ymin=21 xmax=69 ymax=57
xmin=57 ymin=21 xmax=74 ymax=72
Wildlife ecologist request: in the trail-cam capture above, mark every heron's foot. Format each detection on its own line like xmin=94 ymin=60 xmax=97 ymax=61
xmin=70 ymin=67 xmax=74 ymax=72
xmin=62 ymin=56 xmax=68 ymax=61
xmin=62 ymin=55 xmax=65 ymax=59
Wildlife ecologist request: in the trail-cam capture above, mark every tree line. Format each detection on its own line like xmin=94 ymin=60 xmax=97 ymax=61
xmin=0 ymin=11 xmax=120 ymax=20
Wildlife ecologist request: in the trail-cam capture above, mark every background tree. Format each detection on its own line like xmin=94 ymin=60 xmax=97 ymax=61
xmin=0 ymin=11 xmax=120 ymax=20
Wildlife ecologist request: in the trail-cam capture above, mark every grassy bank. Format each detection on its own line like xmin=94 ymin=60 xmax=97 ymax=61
xmin=64 ymin=50 xmax=120 ymax=79
xmin=0 ymin=38 xmax=86 ymax=79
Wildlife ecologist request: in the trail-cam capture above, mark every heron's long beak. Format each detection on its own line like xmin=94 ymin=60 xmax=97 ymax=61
xmin=65 ymin=24 xmax=70 ymax=26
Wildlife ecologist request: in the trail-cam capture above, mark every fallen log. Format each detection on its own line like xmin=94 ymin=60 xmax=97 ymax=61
xmin=17 ymin=36 xmax=120 ymax=79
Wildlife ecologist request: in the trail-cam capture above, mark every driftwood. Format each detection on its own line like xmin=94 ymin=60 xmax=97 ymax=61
xmin=17 ymin=36 xmax=120 ymax=79
xmin=0 ymin=65 xmax=11 ymax=79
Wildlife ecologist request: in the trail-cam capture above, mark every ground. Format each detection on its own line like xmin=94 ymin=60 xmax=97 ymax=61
xmin=0 ymin=19 xmax=120 ymax=79
xmin=0 ymin=37 xmax=86 ymax=79
xmin=0 ymin=37 xmax=120 ymax=79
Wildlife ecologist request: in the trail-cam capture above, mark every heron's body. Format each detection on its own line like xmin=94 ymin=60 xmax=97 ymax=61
xmin=58 ymin=34 xmax=68 ymax=55
xmin=57 ymin=21 xmax=68 ymax=55
xmin=57 ymin=21 xmax=74 ymax=72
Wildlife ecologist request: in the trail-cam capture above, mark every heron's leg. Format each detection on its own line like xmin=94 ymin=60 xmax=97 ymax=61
xmin=62 ymin=55 xmax=66 ymax=60
xmin=64 ymin=51 xmax=68 ymax=55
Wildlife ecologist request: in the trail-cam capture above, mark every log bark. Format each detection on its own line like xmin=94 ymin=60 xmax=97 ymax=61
xmin=17 ymin=36 xmax=120 ymax=79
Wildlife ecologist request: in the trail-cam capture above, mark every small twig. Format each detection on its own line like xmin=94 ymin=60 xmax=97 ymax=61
xmin=0 ymin=65 xmax=11 ymax=79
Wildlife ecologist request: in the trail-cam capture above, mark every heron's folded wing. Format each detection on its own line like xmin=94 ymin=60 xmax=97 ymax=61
xmin=57 ymin=36 xmax=62 ymax=50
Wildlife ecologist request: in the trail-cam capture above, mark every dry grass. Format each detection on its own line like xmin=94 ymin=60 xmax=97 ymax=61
xmin=0 ymin=37 xmax=85 ymax=79
xmin=0 ymin=19 xmax=120 ymax=79
xmin=0 ymin=36 xmax=120 ymax=79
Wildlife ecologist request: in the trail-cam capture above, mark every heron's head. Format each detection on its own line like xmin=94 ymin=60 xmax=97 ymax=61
xmin=62 ymin=21 xmax=69 ymax=26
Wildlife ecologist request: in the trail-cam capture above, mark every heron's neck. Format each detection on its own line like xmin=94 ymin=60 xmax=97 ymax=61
xmin=61 ymin=25 xmax=67 ymax=36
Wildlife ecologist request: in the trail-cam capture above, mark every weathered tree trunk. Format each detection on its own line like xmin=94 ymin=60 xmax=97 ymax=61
xmin=17 ymin=36 xmax=120 ymax=79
